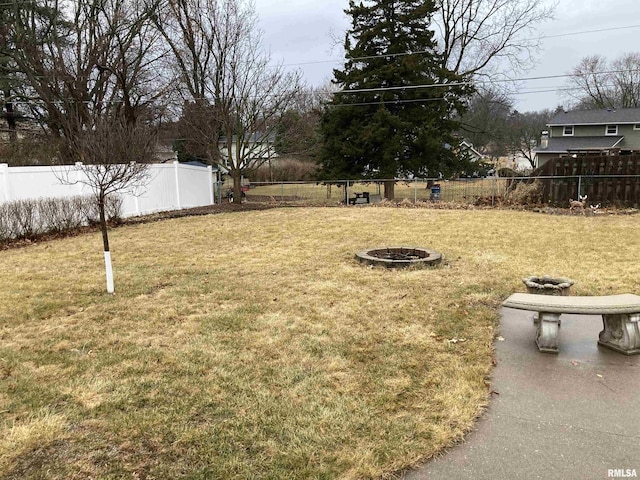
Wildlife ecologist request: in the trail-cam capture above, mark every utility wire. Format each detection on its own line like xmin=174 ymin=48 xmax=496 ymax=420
xmin=542 ymin=24 xmax=640 ymax=39
xmin=329 ymin=97 xmax=447 ymax=107
xmin=1 ymin=70 xmax=636 ymax=108
xmin=331 ymin=68 xmax=640 ymax=96
xmin=275 ymin=24 xmax=640 ymax=69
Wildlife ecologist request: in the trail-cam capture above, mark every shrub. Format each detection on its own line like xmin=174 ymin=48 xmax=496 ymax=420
xmin=0 ymin=194 xmax=123 ymax=245
xmin=505 ymin=179 xmax=543 ymax=205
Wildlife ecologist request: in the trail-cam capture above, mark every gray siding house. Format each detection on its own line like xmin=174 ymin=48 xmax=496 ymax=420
xmin=534 ymin=108 xmax=640 ymax=167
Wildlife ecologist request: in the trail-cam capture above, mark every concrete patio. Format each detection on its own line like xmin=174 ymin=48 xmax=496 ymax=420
xmin=403 ymin=308 xmax=640 ymax=480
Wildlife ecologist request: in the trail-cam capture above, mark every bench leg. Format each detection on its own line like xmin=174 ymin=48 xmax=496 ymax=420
xmin=536 ymin=312 xmax=561 ymax=353
xmin=598 ymin=314 xmax=640 ymax=355
xmin=533 ymin=312 xmax=561 ymax=328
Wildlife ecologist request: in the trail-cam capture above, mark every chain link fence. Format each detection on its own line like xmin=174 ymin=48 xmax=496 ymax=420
xmin=231 ymin=175 xmax=640 ymax=208
xmin=230 ymin=178 xmax=506 ymax=206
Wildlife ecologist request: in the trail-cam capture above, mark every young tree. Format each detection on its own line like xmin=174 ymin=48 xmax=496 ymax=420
xmin=434 ymin=0 xmax=555 ymax=79
xmin=156 ymin=0 xmax=303 ymax=203
xmin=57 ymin=116 xmax=157 ymax=293
xmin=3 ymin=0 xmax=167 ymax=292
xmin=319 ymin=0 xmax=473 ymax=199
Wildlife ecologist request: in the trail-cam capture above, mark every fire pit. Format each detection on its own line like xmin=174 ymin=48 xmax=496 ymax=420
xmin=355 ymin=247 xmax=442 ymax=268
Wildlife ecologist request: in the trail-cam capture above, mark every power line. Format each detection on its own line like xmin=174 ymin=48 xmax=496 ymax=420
xmin=334 ymin=81 xmax=469 ymax=95
xmin=330 ymin=68 xmax=640 ymax=96
xmin=541 ymin=24 xmax=640 ymax=40
xmin=330 ymin=97 xmax=447 ymax=107
xmin=276 ymin=24 xmax=640 ymax=69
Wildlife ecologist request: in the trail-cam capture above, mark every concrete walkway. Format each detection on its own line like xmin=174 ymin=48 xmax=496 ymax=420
xmin=403 ymin=308 xmax=640 ymax=480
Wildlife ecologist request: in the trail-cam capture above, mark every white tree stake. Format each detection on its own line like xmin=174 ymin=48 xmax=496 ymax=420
xmin=104 ymin=251 xmax=115 ymax=293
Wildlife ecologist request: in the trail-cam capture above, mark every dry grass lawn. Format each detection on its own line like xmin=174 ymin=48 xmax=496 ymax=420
xmin=1 ymin=207 xmax=638 ymax=479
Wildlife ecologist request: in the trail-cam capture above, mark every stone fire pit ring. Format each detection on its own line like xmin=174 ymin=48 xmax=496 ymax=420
xmin=355 ymin=247 xmax=442 ymax=269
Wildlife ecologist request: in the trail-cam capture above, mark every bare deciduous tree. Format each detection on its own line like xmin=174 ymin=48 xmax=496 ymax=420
xmin=156 ymin=0 xmax=303 ymax=203
xmin=275 ymin=85 xmax=334 ymax=162
xmin=565 ymin=53 xmax=640 ymax=109
xmin=434 ymin=0 xmax=555 ymax=79
xmin=5 ymin=0 xmax=168 ymax=140
xmin=3 ymin=0 xmax=167 ymax=292
xmin=57 ymin=116 xmax=157 ymax=293
xmin=461 ymin=88 xmax=554 ymax=169
xmin=504 ymin=109 xmax=553 ymax=169
xmin=460 ymin=88 xmax=512 ymax=157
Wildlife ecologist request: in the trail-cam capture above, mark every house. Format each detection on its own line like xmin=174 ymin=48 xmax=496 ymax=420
xmin=460 ymin=140 xmax=485 ymax=163
xmin=154 ymin=142 xmax=178 ymax=163
xmin=534 ymin=108 xmax=640 ymax=167
xmin=458 ymin=140 xmax=493 ymax=176
xmin=218 ymin=132 xmax=277 ymax=169
xmin=501 ymin=152 xmax=534 ymax=172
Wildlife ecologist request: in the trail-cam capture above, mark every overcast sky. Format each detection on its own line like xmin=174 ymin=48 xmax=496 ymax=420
xmin=254 ymin=0 xmax=640 ymax=112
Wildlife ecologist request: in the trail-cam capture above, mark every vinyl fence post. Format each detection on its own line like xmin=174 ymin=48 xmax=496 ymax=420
xmin=174 ymin=161 xmax=181 ymax=209
xmin=208 ymin=165 xmax=214 ymax=205
xmin=75 ymin=162 xmax=84 ymax=195
xmin=414 ymin=178 xmax=418 ymax=203
xmin=346 ymin=180 xmax=350 ymax=205
xmin=0 ymin=163 xmax=9 ymax=202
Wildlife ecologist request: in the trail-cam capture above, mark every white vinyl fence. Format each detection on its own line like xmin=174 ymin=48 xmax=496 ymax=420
xmin=0 ymin=162 xmax=215 ymax=217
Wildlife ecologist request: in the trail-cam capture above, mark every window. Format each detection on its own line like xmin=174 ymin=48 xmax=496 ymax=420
xmin=563 ymin=125 xmax=574 ymax=136
xmin=606 ymin=125 xmax=618 ymax=135
xmin=634 ymin=124 xmax=640 ymax=130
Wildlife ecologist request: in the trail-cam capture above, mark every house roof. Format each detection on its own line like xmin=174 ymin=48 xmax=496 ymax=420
xmin=534 ymin=136 xmax=624 ymax=153
xmin=460 ymin=140 xmax=485 ymax=160
xmin=548 ymin=108 xmax=640 ymax=126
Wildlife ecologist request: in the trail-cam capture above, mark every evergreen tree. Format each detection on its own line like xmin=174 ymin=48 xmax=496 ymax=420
xmin=318 ymin=0 xmax=473 ymax=198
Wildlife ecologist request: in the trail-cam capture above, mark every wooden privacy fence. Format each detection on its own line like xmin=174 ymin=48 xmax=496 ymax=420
xmin=515 ymin=155 xmax=640 ymax=207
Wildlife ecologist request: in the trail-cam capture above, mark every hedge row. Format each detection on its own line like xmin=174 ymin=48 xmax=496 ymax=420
xmin=0 ymin=195 xmax=123 ymax=244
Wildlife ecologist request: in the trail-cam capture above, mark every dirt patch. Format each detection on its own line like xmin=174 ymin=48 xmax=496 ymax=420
xmin=123 ymin=201 xmax=281 ymax=224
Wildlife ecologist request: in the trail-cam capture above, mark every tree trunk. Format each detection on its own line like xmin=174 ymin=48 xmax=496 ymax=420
xmin=3 ymin=88 xmax=17 ymax=143
xmin=98 ymin=193 xmax=110 ymax=252
xmin=232 ymin=170 xmax=243 ymax=204
xmin=383 ymin=180 xmax=395 ymax=200
xmin=98 ymin=192 xmax=114 ymax=293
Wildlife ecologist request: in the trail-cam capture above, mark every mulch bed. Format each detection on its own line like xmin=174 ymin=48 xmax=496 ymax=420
xmin=0 ymin=201 xmax=280 ymax=251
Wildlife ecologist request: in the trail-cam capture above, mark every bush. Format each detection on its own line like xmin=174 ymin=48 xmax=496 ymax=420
xmin=505 ymin=179 xmax=543 ymax=205
xmin=0 ymin=194 xmax=123 ymax=245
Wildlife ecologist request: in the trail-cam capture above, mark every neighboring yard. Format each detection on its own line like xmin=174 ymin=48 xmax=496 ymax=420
xmin=1 ymin=207 xmax=639 ymax=479
xmin=240 ymin=179 xmax=509 ymax=205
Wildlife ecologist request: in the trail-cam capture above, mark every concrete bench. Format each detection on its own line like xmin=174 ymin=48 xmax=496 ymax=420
xmin=502 ymin=293 xmax=640 ymax=355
